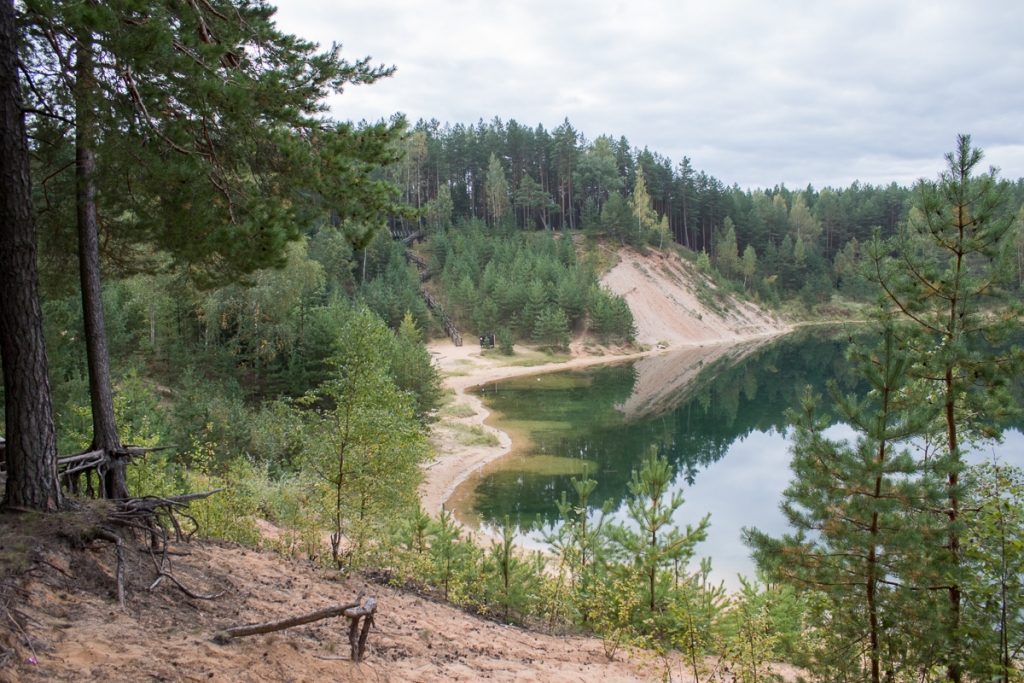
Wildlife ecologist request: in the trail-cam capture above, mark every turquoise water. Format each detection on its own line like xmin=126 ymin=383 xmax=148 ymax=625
xmin=454 ymin=327 xmax=1024 ymax=588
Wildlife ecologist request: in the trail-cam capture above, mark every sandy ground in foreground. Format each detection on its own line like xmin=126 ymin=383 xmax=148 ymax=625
xmin=0 ymin=249 xmax=803 ymax=683
xmin=420 ymin=247 xmax=792 ymax=517
xmin=1 ymin=530 xmax=804 ymax=683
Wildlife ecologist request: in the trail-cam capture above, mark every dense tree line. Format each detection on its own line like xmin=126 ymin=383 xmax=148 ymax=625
xmin=387 ymin=118 xmax=1024 ymax=306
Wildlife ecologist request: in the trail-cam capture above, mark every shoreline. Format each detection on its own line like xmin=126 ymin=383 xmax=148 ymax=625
xmin=419 ymin=327 xmax=795 ymax=517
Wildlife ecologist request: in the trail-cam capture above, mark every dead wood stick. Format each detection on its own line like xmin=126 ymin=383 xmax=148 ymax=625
xmin=348 ymin=612 xmax=361 ymax=659
xmin=56 ymin=449 xmax=104 ymax=465
xmin=217 ymin=600 xmax=363 ymax=640
xmin=344 ymin=597 xmax=377 ymax=662
xmin=118 ymin=488 xmax=225 ymax=511
xmin=356 ymin=613 xmax=374 ymax=662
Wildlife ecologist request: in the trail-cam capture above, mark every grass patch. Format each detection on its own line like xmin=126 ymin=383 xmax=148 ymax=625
xmin=444 ymin=422 xmax=500 ymax=447
xmin=491 ymin=346 xmax=571 ymax=367
xmin=440 ymin=402 xmax=476 ymax=418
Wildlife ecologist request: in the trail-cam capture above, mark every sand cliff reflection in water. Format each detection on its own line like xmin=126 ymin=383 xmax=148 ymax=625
xmin=447 ymin=326 xmax=1023 ymax=586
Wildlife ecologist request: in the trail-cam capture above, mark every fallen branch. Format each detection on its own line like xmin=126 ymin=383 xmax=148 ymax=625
xmin=217 ymin=600 xmax=362 ymax=639
xmin=216 ymin=597 xmax=378 ymax=661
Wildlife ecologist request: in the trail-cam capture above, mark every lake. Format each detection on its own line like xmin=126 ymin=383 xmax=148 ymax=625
xmin=448 ymin=326 xmax=1024 ymax=589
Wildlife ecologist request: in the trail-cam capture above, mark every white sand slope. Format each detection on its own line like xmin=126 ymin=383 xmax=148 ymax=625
xmin=600 ymin=249 xmax=788 ymax=347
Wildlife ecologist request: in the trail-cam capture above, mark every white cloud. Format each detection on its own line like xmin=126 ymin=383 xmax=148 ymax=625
xmin=273 ymin=0 xmax=1024 ymax=188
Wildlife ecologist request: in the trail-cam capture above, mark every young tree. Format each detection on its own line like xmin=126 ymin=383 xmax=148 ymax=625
xmin=746 ymin=324 xmax=939 ymax=682
xmin=630 ymin=167 xmax=658 ymax=246
xmin=21 ymin=0 xmax=404 ymax=498
xmin=0 ymin=0 xmax=61 ymax=510
xmin=299 ymin=306 xmax=428 ymax=565
xmin=610 ymin=449 xmax=709 ymax=613
xmin=741 ymin=244 xmax=758 ymax=290
xmin=962 ymin=463 xmax=1024 ymax=682
xmin=390 ymin=311 xmax=443 ymax=425
xmin=865 ymin=135 xmax=1024 ymax=682
xmin=716 ymin=217 xmax=741 ymax=280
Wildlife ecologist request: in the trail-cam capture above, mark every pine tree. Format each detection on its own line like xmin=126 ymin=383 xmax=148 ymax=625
xmin=746 ymin=323 xmax=940 ymax=682
xmin=20 ymin=0 xmax=404 ymax=498
xmin=610 ymin=449 xmax=709 ymax=613
xmin=865 ymin=135 xmax=1024 ymax=682
xmin=0 ymin=0 xmax=61 ymax=510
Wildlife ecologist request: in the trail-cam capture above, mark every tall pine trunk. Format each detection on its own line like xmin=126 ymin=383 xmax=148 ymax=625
xmin=0 ymin=0 xmax=62 ymax=511
xmin=75 ymin=36 xmax=127 ymax=500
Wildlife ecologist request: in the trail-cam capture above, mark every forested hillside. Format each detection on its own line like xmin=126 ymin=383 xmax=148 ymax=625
xmin=2 ymin=0 xmax=1023 ymax=680
xmin=383 ymin=119 xmax=1024 ymax=306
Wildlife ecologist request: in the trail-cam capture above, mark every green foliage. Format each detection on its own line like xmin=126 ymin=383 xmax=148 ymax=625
xmin=486 ymin=153 xmax=511 ymax=224
xmin=962 ymin=463 xmax=1024 ymax=682
xmin=296 ymin=306 xmax=430 ymax=565
xmin=427 ymin=508 xmax=484 ymax=603
xmin=609 ymin=448 xmax=710 ymax=614
xmin=667 ymin=558 xmax=727 ymax=682
xmin=433 ymin=221 xmax=633 ymax=346
xmin=360 ymin=239 xmax=433 ymax=334
xmin=696 ymin=250 xmax=712 ymax=273
xmin=532 ymin=306 xmax=571 ymax=351
xmin=742 ymin=139 xmax=1024 ymax=683
xmin=498 ymin=327 xmax=515 ymax=355
xmin=716 ymin=217 xmax=741 ymax=279
xmin=24 ymin=0 xmax=407 ymax=289
xmin=746 ymin=323 xmax=949 ymax=681
xmin=588 ymin=285 xmax=636 ymax=343
xmin=864 ymin=135 xmax=1024 ymax=679
xmin=482 ymin=516 xmax=544 ymax=623
xmin=717 ymin=577 xmax=784 ymax=683
xmin=600 ymin=193 xmax=633 ymax=244
xmin=390 ymin=312 xmax=444 ymax=424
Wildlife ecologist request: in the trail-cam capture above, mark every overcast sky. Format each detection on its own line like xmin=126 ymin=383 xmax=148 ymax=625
xmin=273 ymin=0 xmax=1024 ymax=190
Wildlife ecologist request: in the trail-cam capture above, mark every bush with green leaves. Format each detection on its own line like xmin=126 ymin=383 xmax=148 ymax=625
xmin=296 ymin=305 xmax=430 ymax=565
xmin=962 ymin=462 xmax=1024 ymax=682
xmin=498 ymin=327 xmax=515 ymax=355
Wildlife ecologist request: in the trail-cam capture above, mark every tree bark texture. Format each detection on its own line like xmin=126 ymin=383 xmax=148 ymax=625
xmin=0 ymin=0 xmax=62 ymax=510
xmin=75 ymin=39 xmax=126 ymax=499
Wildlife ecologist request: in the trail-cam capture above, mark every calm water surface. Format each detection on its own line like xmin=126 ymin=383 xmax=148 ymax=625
xmin=449 ymin=327 xmax=1024 ymax=589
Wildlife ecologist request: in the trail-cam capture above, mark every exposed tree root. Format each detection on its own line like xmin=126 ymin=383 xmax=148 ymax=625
xmin=86 ymin=489 xmax=227 ymax=609
xmin=92 ymin=528 xmax=126 ymax=610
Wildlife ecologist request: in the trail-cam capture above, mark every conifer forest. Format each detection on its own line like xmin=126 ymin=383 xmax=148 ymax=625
xmin=1 ymin=1 xmax=1023 ymax=681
